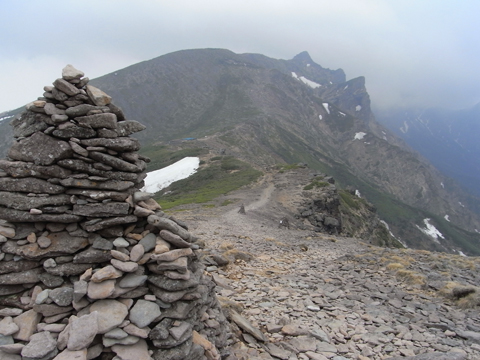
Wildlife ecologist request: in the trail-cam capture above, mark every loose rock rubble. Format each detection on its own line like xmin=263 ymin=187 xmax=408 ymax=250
xmin=0 ymin=65 xmax=231 ymax=360
xmin=177 ymin=173 xmax=480 ymax=360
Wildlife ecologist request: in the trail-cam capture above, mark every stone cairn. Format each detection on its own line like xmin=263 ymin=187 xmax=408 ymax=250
xmin=0 ymin=65 xmax=230 ymax=360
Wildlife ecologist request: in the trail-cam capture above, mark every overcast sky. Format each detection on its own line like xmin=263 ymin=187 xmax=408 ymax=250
xmin=1 ymin=0 xmax=479 ymax=113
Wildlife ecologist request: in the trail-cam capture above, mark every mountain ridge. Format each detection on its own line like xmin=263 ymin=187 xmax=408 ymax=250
xmin=1 ymin=48 xmax=479 ymax=254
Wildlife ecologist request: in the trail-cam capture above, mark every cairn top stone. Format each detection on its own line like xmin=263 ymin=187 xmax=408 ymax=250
xmin=62 ymin=64 xmax=84 ymax=81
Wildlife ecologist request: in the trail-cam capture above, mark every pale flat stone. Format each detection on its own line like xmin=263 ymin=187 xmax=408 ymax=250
xmin=151 ymin=248 xmax=193 ymax=262
xmin=129 ymin=300 xmax=161 ymax=328
xmin=0 ymin=317 xmax=19 ymax=336
xmin=129 ymin=244 xmax=145 ymax=262
xmin=104 ymin=328 xmax=128 ymax=340
xmin=111 ymin=250 xmax=130 ymax=261
xmin=123 ymin=323 xmax=150 ymax=338
xmin=52 ymin=348 xmax=87 ymax=360
xmin=118 ymin=273 xmax=147 ymax=288
xmin=73 ymin=280 xmax=88 ymax=302
xmin=62 ymin=64 xmax=84 ymax=80
xmin=86 ymin=85 xmax=111 ymax=106
xmin=111 ymin=259 xmax=138 ymax=273
xmin=49 ymin=287 xmax=74 ymax=306
xmin=21 ymin=331 xmax=58 ymax=359
xmin=281 ymin=323 xmax=310 ymax=336
xmin=53 ymin=78 xmax=80 ymax=96
xmin=155 ymin=256 xmax=188 ymax=273
xmin=0 ymin=225 xmax=15 ymax=238
xmin=169 ymin=321 xmax=192 ymax=341
xmin=102 ymin=335 xmax=139 ymax=347
xmin=42 ymin=323 xmax=66 ymax=333
xmin=154 ymin=244 xmax=170 ymax=254
xmin=86 ymin=344 xmax=103 ymax=360
xmin=138 ymin=233 xmax=156 ymax=252
xmin=134 ymin=205 xmax=155 ymax=217
xmin=0 ymin=343 xmax=23 ymax=354
xmin=289 ymin=336 xmax=318 ymax=352
xmin=89 ymin=300 xmax=128 ymax=334
xmin=87 ymin=279 xmax=116 ymax=299
xmin=305 ymin=352 xmax=328 ymax=360
xmin=113 ymin=238 xmax=130 ymax=248
xmin=230 ymin=310 xmax=267 ymax=342
xmin=13 ymin=309 xmax=42 ymax=341
xmin=0 ymin=349 xmax=21 ymax=360
xmin=67 ymin=312 xmax=98 ymax=351
xmin=159 ymin=229 xmax=191 ymax=248
xmin=91 ymin=265 xmax=123 ymax=283
xmin=0 ymin=308 xmax=23 ymax=317
xmin=112 ymin=338 xmax=151 ymax=360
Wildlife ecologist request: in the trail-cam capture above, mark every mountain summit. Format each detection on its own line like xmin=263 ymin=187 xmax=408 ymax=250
xmin=1 ymin=49 xmax=479 ymax=254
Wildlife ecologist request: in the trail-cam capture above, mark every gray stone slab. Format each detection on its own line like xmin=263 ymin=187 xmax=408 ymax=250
xmin=8 ymin=132 xmax=72 ymax=165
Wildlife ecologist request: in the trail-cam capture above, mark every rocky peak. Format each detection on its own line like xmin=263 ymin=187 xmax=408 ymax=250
xmin=292 ymin=51 xmax=314 ymax=63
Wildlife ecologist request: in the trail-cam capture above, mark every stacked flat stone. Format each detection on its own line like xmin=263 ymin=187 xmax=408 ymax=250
xmin=0 ymin=65 xmax=229 ymax=360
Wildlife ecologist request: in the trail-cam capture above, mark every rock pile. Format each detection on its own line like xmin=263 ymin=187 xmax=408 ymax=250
xmin=296 ymin=176 xmax=342 ymax=234
xmin=0 ymin=65 xmax=230 ymax=360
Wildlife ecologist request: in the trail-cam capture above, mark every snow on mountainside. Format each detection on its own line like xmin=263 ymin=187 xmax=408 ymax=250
xmin=0 ymin=115 xmax=14 ymax=123
xmin=142 ymin=157 xmax=199 ymax=193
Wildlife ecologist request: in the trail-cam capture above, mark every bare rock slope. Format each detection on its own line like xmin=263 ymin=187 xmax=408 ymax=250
xmin=173 ymin=169 xmax=480 ymax=360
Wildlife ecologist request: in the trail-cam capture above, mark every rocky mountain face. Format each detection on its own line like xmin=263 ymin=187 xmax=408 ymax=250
xmin=1 ymin=49 xmax=479 ymax=254
xmin=375 ymin=103 xmax=480 ymax=198
xmin=267 ymin=166 xmax=400 ymax=248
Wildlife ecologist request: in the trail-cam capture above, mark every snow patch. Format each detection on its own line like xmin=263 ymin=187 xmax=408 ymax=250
xmin=318 ymin=115 xmax=322 ymax=120
xmin=141 ymin=157 xmax=200 ymax=193
xmin=343 ymin=85 xmax=349 ymax=90
xmin=380 ymin=220 xmax=406 ymax=247
xmin=444 ymin=215 xmax=450 ymax=222
xmin=299 ymin=76 xmax=321 ymax=88
xmin=355 ymin=189 xmax=361 ymax=198
xmin=0 ymin=115 xmax=14 ymax=122
xmin=416 ymin=218 xmax=444 ymax=243
xmin=400 ymin=121 xmax=409 ymax=134
xmin=291 ymin=72 xmax=321 ymax=88
xmin=354 ymin=132 xmax=367 ymax=140
xmin=458 ymin=251 xmax=467 ymax=257
xmin=322 ymin=103 xmax=330 ymax=114
xmin=339 ymin=112 xmax=346 ymax=117
xmin=441 ymin=182 xmax=444 ymax=188
xmin=307 ymin=63 xmax=311 ymax=67
xmin=459 ymin=202 xmax=465 ymax=208
xmin=355 ymin=105 xmax=361 ymax=112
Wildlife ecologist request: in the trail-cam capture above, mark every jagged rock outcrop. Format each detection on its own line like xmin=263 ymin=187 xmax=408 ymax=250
xmin=0 ymin=65 xmax=230 ymax=360
xmin=296 ymin=172 xmax=399 ymax=247
xmin=297 ymin=175 xmax=342 ymax=234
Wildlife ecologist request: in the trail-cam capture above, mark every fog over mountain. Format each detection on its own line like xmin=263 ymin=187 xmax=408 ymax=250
xmin=376 ymin=102 xmax=480 ymax=197
xmin=1 ymin=0 xmax=480 ymax=112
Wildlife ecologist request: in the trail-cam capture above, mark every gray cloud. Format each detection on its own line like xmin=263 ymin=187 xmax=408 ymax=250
xmin=1 ymin=0 xmax=479 ymax=112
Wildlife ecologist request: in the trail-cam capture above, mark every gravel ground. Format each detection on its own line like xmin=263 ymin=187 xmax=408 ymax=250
xmin=171 ymin=171 xmax=480 ymax=360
